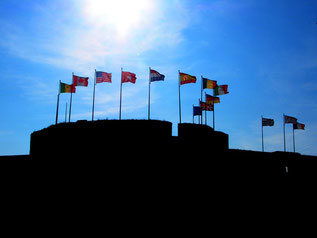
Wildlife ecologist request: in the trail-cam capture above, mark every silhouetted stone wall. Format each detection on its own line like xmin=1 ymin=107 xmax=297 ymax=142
xmin=178 ymin=123 xmax=229 ymax=151
xmin=30 ymin=119 xmax=173 ymax=160
xmin=1 ymin=119 xmax=315 ymax=180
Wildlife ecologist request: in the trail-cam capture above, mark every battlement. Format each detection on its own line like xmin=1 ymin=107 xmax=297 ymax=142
xmin=24 ymin=119 xmax=317 ymax=179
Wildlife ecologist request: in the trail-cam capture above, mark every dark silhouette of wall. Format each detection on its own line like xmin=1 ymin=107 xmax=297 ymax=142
xmin=30 ymin=119 xmax=172 ymax=160
xmin=2 ymin=119 xmax=314 ymax=226
xmin=178 ymin=123 xmax=228 ymax=151
xmin=1 ymin=119 xmax=316 ymax=183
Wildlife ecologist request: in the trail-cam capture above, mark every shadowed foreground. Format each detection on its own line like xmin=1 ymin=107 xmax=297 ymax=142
xmin=2 ymin=119 xmax=316 ymax=222
xmin=2 ymin=119 xmax=314 ymax=181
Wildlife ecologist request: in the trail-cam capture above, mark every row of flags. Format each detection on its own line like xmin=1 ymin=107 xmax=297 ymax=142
xmin=262 ymin=115 xmax=305 ymax=130
xmin=55 ymin=69 xmax=306 ymax=153
xmin=61 ymin=68 xmax=165 ymax=89
xmin=56 ymin=68 xmax=229 ymax=126
xmin=55 ymin=68 xmax=166 ymax=123
xmin=261 ymin=114 xmax=305 ymax=152
xmin=58 ymin=69 xmax=165 ymax=92
xmin=56 ymin=70 xmax=133 ymax=123
xmin=191 ymin=76 xmax=229 ymax=128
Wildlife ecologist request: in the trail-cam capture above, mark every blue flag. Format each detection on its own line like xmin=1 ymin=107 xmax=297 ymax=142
xmin=193 ymin=106 xmax=202 ymax=116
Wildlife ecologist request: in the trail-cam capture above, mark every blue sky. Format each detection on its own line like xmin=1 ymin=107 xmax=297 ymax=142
xmin=1 ymin=0 xmax=317 ymax=155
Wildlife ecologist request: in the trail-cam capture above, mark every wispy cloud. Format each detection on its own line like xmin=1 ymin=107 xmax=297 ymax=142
xmin=0 ymin=0 xmax=195 ymax=120
xmin=0 ymin=0 xmax=191 ymax=74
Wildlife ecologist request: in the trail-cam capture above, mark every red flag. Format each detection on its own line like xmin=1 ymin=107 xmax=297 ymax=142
xmin=122 ymin=71 xmax=137 ymax=84
xmin=284 ymin=115 xmax=297 ymax=124
xmin=179 ymin=72 xmax=196 ymax=85
xmin=73 ymin=75 xmax=89 ymax=87
xmin=200 ymin=101 xmax=214 ymax=111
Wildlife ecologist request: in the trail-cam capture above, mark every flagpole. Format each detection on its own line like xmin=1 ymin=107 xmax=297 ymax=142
xmin=119 ymin=68 xmax=123 ymax=120
xmin=92 ymin=69 xmax=96 ymax=121
xmin=65 ymin=102 xmax=68 ymax=123
xmin=178 ymin=70 xmax=181 ymax=124
xmin=148 ymin=67 xmax=151 ymax=120
xmin=261 ymin=115 xmax=264 ymax=152
xmin=213 ymin=88 xmax=215 ymax=129
xmin=205 ymin=92 xmax=207 ymax=125
xmin=283 ymin=113 xmax=286 ymax=152
xmin=69 ymin=72 xmax=74 ymax=123
xmin=198 ymin=99 xmax=201 ymax=125
xmin=55 ymin=80 xmax=61 ymax=125
xmin=201 ymin=76 xmax=203 ymax=125
xmin=192 ymin=104 xmax=194 ymax=123
xmin=293 ymin=126 xmax=295 ymax=153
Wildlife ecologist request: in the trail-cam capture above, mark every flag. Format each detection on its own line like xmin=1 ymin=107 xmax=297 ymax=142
xmin=206 ymin=94 xmax=220 ymax=104
xmin=193 ymin=106 xmax=202 ymax=116
xmin=214 ymin=85 xmax=229 ymax=96
xmin=202 ymin=77 xmax=217 ymax=89
xmin=284 ymin=115 xmax=297 ymax=124
xmin=200 ymin=101 xmax=214 ymax=111
xmin=122 ymin=71 xmax=137 ymax=84
xmin=293 ymin=122 xmax=305 ymax=130
xmin=73 ymin=75 xmax=88 ymax=86
xmin=150 ymin=69 xmax=165 ymax=82
xmin=96 ymin=71 xmax=112 ymax=83
xmin=262 ymin=118 xmax=274 ymax=126
xmin=60 ymin=82 xmax=75 ymax=93
xmin=179 ymin=72 xmax=197 ymax=85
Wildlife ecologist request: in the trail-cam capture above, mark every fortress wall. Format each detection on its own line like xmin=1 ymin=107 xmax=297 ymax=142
xmin=27 ymin=120 xmax=317 ymax=179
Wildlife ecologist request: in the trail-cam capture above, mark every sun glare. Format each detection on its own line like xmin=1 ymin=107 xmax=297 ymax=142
xmin=83 ymin=0 xmax=154 ymax=37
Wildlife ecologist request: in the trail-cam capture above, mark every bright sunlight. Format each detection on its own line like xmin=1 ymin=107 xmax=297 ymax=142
xmin=82 ymin=0 xmax=155 ymax=37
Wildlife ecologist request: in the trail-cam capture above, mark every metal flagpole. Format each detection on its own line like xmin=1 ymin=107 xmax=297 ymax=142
xmin=92 ymin=69 xmax=96 ymax=121
xmin=198 ymin=99 xmax=200 ymax=124
xmin=178 ymin=70 xmax=181 ymax=124
xmin=55 ymin=80 xmax=61 ymax=125
xmin=201 ymin=76 xmax=203 ymax=125
xmin=65 ymin=102 xmax=68 ymax=123
xmin=69 ymin=87 xmax=73 ymax=123
xmin=148 ymin=67 xmax=151 ymax=120
xmin=119 ymin=68 xmax=123 ymax=120
xmin=261 ymin=115 xmax=264 ymax=152
xmin=283 ymin=113 xmax=286 ymax=152
xmin=213 ymin=88 xmax=215 ymax=129
xmin=205 ymin=92 xmax=207 ymax=125
xmin=69 ymin=73 xmax=74 ymax=123
xmin=293 ymin=126 xmax=295 ymax=153
xmin=192 ymin=104 xmax=194 ymax=123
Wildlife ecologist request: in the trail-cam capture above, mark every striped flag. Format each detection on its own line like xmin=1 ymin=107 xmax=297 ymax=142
xmin=96 ymin=71 xmax=112 ymax=83
xmin=60 ymin=82 xmax=76 ymax=93
xmin=179 ymin=72 xmax=197 ymax=85
xmin=214 ymin=85 xmax=229 ymax=96
xmin=202 ymin=77 xmax=217 ymax=89
xmin=150 ymin=69 xmax=165 ymax=82
xmin=293 ymin=122 xmax=305 ymax=130
xmin=206 ymin=94 xmax=220 ymax=104
xmin=262 ymin=118 xmax=274 ymax=126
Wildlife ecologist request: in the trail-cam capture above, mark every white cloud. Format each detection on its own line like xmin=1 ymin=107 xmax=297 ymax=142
xmin=0 ymin=0 xmax=194 ymax=121
xmin=0 ymin=0 xmax=191 ymax=74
